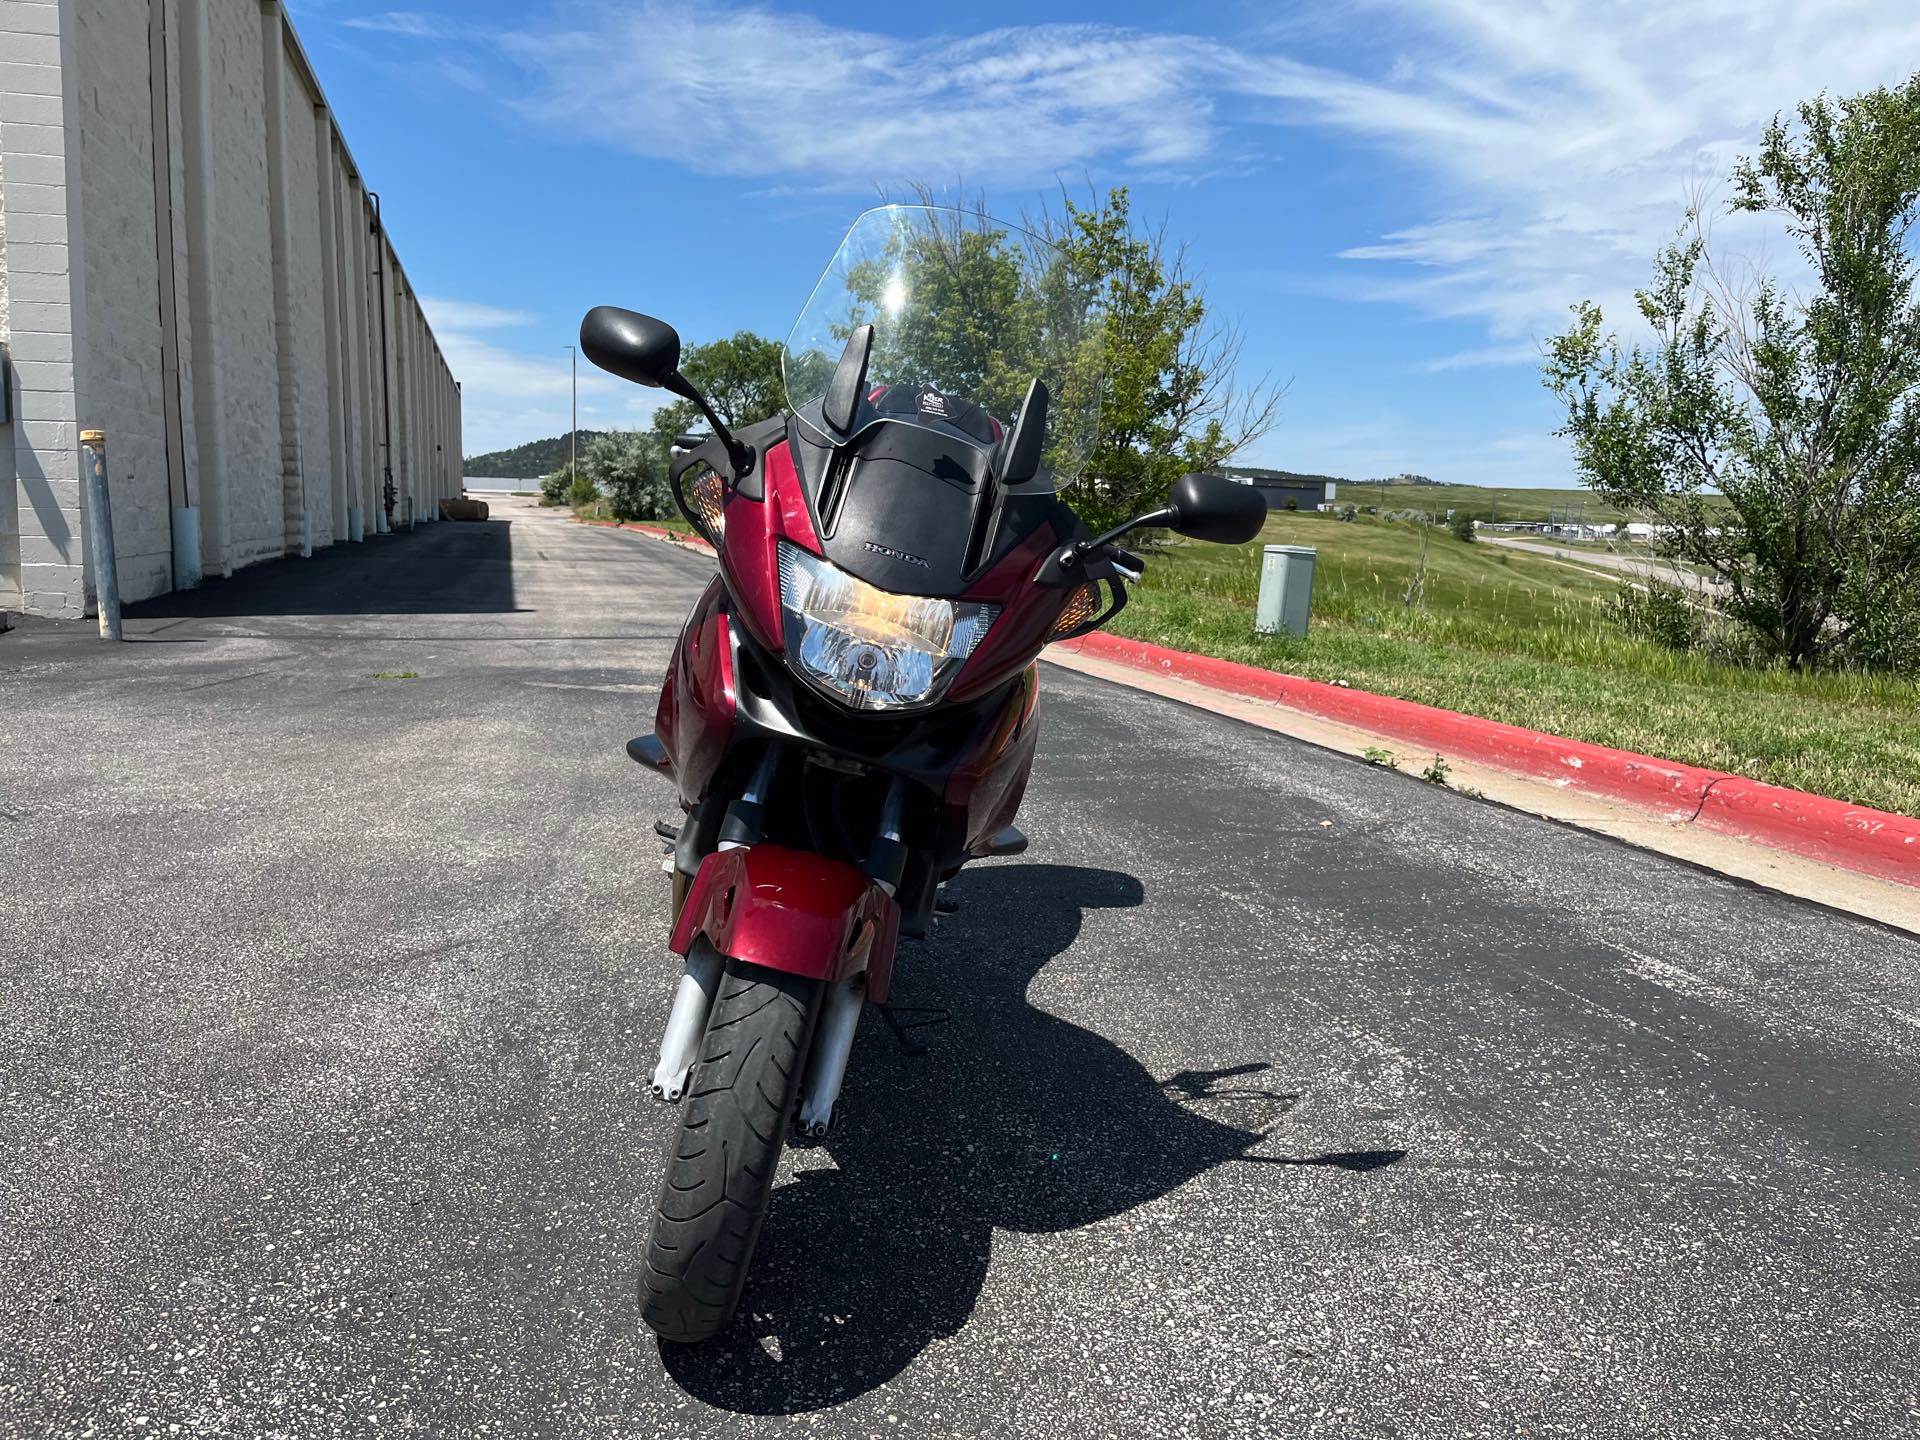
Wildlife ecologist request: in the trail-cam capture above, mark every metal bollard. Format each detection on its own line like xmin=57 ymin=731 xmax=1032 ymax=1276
xmin=80 ymin=429 xmax=122 ymax=641
xmin=171 ymin=505 xmax=202 ymax=591
xmin=1256 ymin=544 xmax=1316 ymax=637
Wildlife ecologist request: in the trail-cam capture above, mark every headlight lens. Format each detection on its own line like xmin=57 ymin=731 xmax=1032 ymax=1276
xmin=777 ymin=543 xmax=998 ymax=711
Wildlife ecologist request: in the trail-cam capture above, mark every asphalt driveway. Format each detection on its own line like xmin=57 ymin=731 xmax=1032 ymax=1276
xmin=2 ymin=496 xmax=1915 ymax=1438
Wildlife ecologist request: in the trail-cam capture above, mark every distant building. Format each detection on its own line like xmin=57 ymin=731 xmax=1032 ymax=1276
xmin=1213 ymin=467 xmax=1338 ymax=511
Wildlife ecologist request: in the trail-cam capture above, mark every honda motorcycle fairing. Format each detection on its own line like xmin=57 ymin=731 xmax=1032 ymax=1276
xmin=580 ymin=204 xmax=1268 ymax=1344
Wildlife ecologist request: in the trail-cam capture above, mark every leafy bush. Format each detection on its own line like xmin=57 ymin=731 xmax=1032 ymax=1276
xmin=539 ymin=466 xmax=573 ymax=507
xmin=584 ymin=430 xmax=674 ymax=522
xmin=1613 ymin=580 xmax=1701 ymax=652
xmin=1447 ymin=510 xmax=1476 ymax=543
xmin=567 ymin=473 xmax=598 ymax=510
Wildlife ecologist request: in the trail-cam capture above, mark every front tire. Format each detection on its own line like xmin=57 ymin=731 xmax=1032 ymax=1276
xmin=640 ymin=960 xmax=821 ymax=1343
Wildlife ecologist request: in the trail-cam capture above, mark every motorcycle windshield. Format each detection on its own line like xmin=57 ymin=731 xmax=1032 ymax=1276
xmin=783 ymin=205 xmax=1106 ymax=486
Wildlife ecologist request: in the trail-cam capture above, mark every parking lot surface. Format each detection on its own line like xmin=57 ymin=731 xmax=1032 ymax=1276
xmin=3 ymin=496 xmax=1916 ymax=1437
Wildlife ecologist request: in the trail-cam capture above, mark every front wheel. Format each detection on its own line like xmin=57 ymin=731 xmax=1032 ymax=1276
xmin=640 ymin=960 xmax=821 ymax=1343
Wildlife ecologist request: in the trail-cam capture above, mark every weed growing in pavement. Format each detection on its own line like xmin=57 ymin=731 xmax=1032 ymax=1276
xmin=1420 ymin=755 xmax=1452 ymax=786
xmin=373 ymin=671 xmax=417 ymax=681
xmin=1362 ymin=747 xmax=1399 ymax=769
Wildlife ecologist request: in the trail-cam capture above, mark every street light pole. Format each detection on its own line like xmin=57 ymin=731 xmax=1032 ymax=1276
xmin=565 ymin=344 xmax=577 ymax=480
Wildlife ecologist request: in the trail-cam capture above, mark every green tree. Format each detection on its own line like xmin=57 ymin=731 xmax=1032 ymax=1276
xmin=1447 ymin=509 xmax=1476 ymax=543
xmin=1545 ymin=75 xmax=1920 ymax=671
xmin=647 ymin=331 xmax=787 ymax=450
xmin=867 ymin=187 xmax=1282 ymax=531
xmin=1039 ymin=188 xmax=1284 ymax=532
xmin=566 ymin=471 xmax=598 ymax=510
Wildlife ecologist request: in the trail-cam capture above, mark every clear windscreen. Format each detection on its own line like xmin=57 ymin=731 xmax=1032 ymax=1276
xmin=783 ymin=205 xmax=1106 ymax=485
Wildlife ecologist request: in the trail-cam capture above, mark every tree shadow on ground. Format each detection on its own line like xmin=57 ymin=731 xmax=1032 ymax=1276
xmin=657 ymin=862 xmax=1406 ymax=1413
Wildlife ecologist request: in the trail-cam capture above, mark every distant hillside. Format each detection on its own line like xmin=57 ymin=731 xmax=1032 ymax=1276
xmin=462 ymin=430 xmax=606 ymax=479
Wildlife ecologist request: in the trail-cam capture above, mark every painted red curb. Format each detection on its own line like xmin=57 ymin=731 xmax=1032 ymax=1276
xmin=1060 ymin=630 xmax=1920 ymax=889
xmin=578 ymin=517 xmax=718 ymax=555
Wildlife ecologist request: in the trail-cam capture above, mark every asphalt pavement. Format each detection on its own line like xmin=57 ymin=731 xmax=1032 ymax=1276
xmin=2 ymin=496 xmax=1916 ymax=1438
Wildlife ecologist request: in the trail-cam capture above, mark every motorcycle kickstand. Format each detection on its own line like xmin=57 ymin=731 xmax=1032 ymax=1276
xmin=878 ymin=1003 xmax=952 ymax=1057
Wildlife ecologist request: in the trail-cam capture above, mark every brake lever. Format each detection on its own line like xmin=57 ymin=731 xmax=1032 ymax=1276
xmin=1110 ymin=547 xmax=1145 ymax=584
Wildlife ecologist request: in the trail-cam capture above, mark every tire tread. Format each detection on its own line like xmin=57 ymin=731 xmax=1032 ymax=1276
xmin=640 ymin=957 xmax=819 ymax=1343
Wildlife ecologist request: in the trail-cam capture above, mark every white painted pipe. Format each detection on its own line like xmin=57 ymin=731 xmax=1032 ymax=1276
xmin=348 ymin=504 xmax=364 ymax=543
xmin=171 ymin=505 xmax=202 ymax=590
xmin=376 ymin=507 xmax=389 ymax=535
xmin=80 ymin=430 xmax=121 ymax=641
xmin=300 ymin=509 xmax=313 ymax=558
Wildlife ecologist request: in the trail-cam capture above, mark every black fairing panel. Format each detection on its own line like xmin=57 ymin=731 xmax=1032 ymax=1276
xmin=785 ymin=402 xmax=1065 ymax=597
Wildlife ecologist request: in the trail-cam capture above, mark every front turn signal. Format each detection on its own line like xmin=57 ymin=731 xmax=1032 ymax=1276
xmin=685 ymin=467 xmax=726 ymax=548
xmin=1049 ymin=582 xmax=1100 ymax=639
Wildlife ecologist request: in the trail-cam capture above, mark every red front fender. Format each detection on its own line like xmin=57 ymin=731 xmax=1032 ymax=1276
xmin=668 ymin=845 xmax=901 ymax=1003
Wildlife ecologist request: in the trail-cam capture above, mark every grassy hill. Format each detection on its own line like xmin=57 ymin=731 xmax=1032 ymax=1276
xmin=1113 ymin=508 xmax=1920 ymax=815
xmin=1341 ymin=480 xmax=1633 ymax=524
xmin=463 ymin=430 xmax=606 ymax=479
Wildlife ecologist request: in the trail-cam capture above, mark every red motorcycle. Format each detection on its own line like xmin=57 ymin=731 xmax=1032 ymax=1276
xmin=581 ymin=206 xmax=1266 ymax=1343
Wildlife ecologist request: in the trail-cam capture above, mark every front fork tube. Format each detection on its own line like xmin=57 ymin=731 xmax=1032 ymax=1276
xmin=650 ymin=942 xmax=722 ymax=1102
xmin=796 ymin=971 xmax=866 ymax=1136
xmin=653 ymin=761 xmax=905 ymax=1137
xmin=651 ymin=745 xmax=782 ymax=1101
xmin=794 ymin=777 xmax=907 ymax=1134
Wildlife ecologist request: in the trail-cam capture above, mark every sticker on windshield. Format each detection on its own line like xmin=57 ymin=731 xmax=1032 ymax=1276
xmin=917 ymin=389 xmax=948 ymax=418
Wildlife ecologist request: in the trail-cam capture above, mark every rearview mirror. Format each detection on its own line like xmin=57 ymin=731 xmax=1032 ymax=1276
xmin=580 ymin=306 xmax=681 ymax=389
xmin=581 ymin=306 xmax=756 ymax=476
xmin=1166 ymin=472 xmax=1268 ymax=544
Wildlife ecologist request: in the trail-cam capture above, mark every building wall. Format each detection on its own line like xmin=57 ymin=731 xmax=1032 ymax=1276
xmin=0 ymin=0 xmax=89 ymax=620
xmin=0 ymin=141 xmax=16 ymax=612
xmin=0 ymin=0 xmax=462 ymax=620
xmin=71 ymin=0 xmax=175 ymax=603
xmin=275 ymin=31 xmax=335 ymax=551
xmin=208 ymin=0 xmax=288 ymax=574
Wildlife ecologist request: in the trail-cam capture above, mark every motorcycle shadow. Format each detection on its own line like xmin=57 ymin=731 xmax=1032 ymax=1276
xmin=657 ymin=861 xmax=1396 ymax=1413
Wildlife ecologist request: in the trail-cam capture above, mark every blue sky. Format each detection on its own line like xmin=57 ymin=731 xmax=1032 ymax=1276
xmin=289 ymin=0 xmax=1920 ymax=481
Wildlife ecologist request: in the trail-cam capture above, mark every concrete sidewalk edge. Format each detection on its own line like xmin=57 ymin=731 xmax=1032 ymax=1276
xmin=1059 ymin=631 xmax=1920 ymax=891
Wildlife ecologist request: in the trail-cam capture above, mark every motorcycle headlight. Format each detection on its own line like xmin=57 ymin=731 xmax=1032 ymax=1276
xmin=776 ymin=543 xmax=999 ymax=711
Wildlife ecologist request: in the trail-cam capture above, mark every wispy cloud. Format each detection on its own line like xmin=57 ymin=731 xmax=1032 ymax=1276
xmin=344 ymin=11 xmax=461 ymax=40
xmin=497 ymin=8 xmax=1226 ymax=188
xmin=420 ymin=297 xmax=537 ymax=331
xmin=480 ymin=0 xmax=1920 ymax=361
xmin=1230 ymin=0 xmax=1920 ymax=352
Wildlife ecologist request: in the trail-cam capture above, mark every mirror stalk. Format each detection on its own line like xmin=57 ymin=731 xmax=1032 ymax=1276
xmin=1057 ymin=507 xmax=1176 ymax=568
xmin=667 ymin=373 xmax=753 ymax=477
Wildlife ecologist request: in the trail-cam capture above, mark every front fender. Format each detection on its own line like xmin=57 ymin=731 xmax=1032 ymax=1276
xmin=668 ymin=844 xmax=901 ymax=1002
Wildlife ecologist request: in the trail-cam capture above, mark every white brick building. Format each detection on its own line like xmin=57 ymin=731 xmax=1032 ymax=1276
xmin=0 ymin=0 xmax=461 ymax=621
